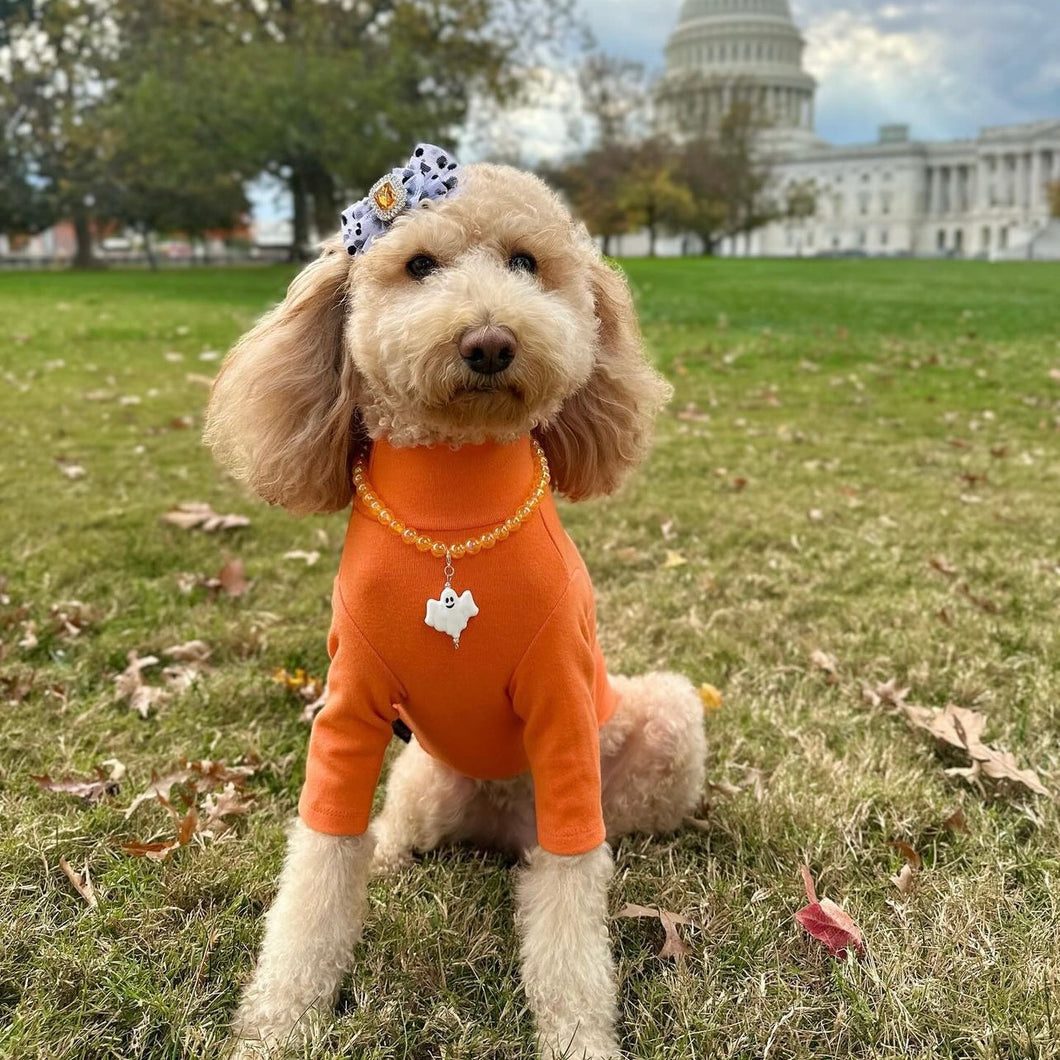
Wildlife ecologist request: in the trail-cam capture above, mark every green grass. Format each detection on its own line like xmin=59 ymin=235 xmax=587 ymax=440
xmin=1 ymin=259 xmax=1059 ymax=1059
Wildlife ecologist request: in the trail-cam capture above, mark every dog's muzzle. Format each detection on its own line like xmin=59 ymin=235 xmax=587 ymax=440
xmin=459 ymin=325 xmax=517 ymax=376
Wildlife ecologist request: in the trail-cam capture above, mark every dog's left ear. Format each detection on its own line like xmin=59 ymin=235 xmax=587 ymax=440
xmin=536 ymin=254 xmax=672 ymax=501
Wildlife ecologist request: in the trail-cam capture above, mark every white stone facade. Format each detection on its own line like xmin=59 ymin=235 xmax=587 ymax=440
xmin=636 ymin=0 xmax=1060 ymax=260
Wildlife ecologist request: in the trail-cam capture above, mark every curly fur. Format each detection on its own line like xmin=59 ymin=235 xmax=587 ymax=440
xmin=204 ymin=164 xmax=671 ymax=509
xmin=209 ymin=160 xmax=705 ymax=1060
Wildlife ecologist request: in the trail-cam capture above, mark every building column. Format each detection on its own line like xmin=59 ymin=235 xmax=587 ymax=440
xmin=1030 ymin=150 xmax=1042 ymax=211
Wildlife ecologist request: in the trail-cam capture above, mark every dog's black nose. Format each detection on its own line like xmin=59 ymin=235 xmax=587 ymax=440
xmin=459 ymin=325 xmax=517 ymax=376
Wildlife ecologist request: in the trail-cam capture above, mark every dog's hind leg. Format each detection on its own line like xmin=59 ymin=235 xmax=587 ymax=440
xmin=371 ymin=738 xmax=478 ymax=872
xmin=515 ymin=843 xmax=621 ymax=1060
xmin=231 ymin=819 xmax=374 ymax=1057
xmin=601 ymin=672 xmax=707 ymax=840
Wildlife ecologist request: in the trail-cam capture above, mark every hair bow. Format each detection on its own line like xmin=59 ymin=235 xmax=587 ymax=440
xmin=340 ymin=143 xmax=460 ymax=257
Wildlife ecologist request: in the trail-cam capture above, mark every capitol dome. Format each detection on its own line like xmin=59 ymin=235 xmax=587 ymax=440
xmin=658 ymin=0 xmax=817 ymax=145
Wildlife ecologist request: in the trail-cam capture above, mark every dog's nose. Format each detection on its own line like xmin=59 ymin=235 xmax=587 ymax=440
xmin=459 ymin=325 xmax=517 ymax=376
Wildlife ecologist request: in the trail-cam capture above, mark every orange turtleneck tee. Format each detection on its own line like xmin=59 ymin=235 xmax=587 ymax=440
xmin=298 ymin=435 xmax=616 ymax=856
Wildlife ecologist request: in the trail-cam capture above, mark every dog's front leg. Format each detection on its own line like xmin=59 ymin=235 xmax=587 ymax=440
xmin=231 ymin=819 xmax=374 ymax=1057
xmin=515 ymin=843 xmax=621 ymax=1060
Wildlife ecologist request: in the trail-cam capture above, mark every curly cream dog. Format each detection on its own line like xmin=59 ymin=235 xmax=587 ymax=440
xmin=206 ymin=151 xmax=706 ymax=1059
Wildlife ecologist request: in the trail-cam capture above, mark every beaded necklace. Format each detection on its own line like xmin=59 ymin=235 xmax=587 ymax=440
xmin=352 ymin=439 xmax=551 ymax=648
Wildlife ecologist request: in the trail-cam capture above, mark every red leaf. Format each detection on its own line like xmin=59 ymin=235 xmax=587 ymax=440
xmin=794 ymin=865 xmax=866 ymax=959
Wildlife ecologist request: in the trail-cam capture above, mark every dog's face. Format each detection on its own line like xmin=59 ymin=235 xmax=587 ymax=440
xmin=345 ymin=165 xmax=598 ymax=449
xmin=204 ymin=159 xmax=670 ymax=514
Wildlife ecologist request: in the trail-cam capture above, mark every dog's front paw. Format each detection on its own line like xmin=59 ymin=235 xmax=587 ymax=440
xmin=371 ymin=832 xmax=413 ymax=875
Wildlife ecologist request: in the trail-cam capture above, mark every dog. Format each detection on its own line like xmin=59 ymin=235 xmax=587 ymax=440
xmin=205 ymin=144 xmax=707 ymax=1059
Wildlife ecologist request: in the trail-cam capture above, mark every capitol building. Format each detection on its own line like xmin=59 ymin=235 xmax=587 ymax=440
xmin=627 ymin=0 xmax=1060 ymax=259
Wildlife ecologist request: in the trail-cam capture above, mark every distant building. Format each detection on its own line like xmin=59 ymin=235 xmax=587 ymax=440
xmin=617 ymin=0 xmax=1060 ymax=259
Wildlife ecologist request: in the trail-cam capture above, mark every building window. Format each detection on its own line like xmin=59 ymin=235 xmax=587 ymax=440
xmin=861 ymin=173 xmax=870 ymax=183
xmin=981 ymin=226 xmax=991 ymax=250
xmin=999 ymin=226 xmax=1009 ymax=251
xmin=858 ymin=192 xmax=870 ymax=216
xmin=881 ymin=191 xmax=893 ymax=215
xmin=937 ymin=229 xmax=946 ymax=251
xmin=807 ymin=230 xmax=815 ymax=248
xmin=857 ymin=230 xmax=867 ymax=248
xmin=880 ymin=229 xmax=890 ymax=248
xmin=954 ymin=229 xmax=964 ymax=253
xmin=883 ymin=171 xmax=893 ymax=182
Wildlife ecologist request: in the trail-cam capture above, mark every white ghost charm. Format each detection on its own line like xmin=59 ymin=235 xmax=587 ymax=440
xmin=424 ymin=584 xmax=479 ymax=648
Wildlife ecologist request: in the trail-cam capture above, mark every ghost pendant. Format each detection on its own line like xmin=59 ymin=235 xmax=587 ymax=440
xmin=424 ymin=552 xmax=479 ymax=648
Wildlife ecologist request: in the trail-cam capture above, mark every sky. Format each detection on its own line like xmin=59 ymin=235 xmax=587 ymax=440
xmin=252 ymin=0 xmax=1060 ymax=223
xmin=580 ymin=0 xmax=1060 ymax=146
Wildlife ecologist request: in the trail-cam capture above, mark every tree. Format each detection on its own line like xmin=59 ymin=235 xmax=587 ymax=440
xmin=679 ymin=99 xmax=776 ymax=255
xmin=616 ymin=142 xmax=694 ymax=257
xmin=0 ymin=142 xmax=55 ymax=236
xmin=0 ymin=0 xmax=122 ymax=266
xmin=1048 ymin=180 xmax=1060 ymax=219
xmin=206 ymin=0 xmax=582 ymax=258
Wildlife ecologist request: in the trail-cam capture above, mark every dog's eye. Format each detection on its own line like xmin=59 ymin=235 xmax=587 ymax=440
xmin=508 ymin=252 xmax=537 ymax=275
xmin=406 ymin=255 xmax=439 ymax=281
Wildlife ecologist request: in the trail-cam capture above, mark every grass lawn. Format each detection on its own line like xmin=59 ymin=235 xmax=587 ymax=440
xmin=1 ymin=258 xmax=1058 ymax=1059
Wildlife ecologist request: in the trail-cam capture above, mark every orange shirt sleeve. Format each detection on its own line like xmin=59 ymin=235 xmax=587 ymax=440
xmin=298 ymin=584 xmax=401 ymax=836
xmin=510 ymin=570 xmax=606 ymax=856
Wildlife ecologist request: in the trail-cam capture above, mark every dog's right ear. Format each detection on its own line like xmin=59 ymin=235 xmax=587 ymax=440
xmin=204 ymin=243 xmax=363 ymax=514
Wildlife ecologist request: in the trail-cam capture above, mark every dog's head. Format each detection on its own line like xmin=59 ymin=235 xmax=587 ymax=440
xmin=204 ymin=160 xmax=671 ymax=513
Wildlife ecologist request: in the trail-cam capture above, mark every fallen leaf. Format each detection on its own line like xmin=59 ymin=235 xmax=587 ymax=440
xmin=661 ymin=551 xmax=688 ymax=570
xmin=162 ymin=503 xmax=250 ymax=532
xmin=887 ymin=841 xmax=922 ymax=869
xmin=943 ymin=806 xmax=968 ymax=832
xmin=283 ymin=550 xmax=320 ymax=566
xmin=861 ymin=678 xmax=910 ymax=710
xmin=895 ymin=702 xmax=1048 ymax=797
xmin=32 ymin=765 xmax=121 ymax=803
xmin=810 ymin=650 xmax=839 ymax=682
xmin=55 ymin=459 xmax=86 ymax=480
xmin=163 ymin=640 xmax=212 ymax=664
xmin=795 ymin=865 xmax=866 ymax=959
xmin=616 ymin=902 xmax=695 ymax=958
xmin=216 ymin=558 xmax=249 ymax=597
xmin=49 ymin=600 xmax=95 ymax=639
xmin=59 ymin=857 xmax=98 ymax=909
xmin=890 ymin=863 xmax=916 ymax=897
xmin=698 ymin=683 xmax=723 ymax=712
xmin=113 ymin=651 xmax=168 ymax=718
xmin=929 ymin=555 xmax=959 ymax=577
xmin=272 ymin=667 xmax=325 ymax=705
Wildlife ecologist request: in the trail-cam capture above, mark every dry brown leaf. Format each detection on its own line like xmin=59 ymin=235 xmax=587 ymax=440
xmin=59 ymin=857 xmax=98 ymax=909
xmin=661 ymin=551 xmax=688 ymax=570
xmin=616 ymin=903 xmax=695 ymax=959
xmin=942 ymin=806 xmax=969 ymax=833
xmin=928 ymin=555 xmax=959 ymax=577
xmin=890 ymin=863 xmax=916 ymax=897
xmin=888 ymin=841 xmax=922 ymax=869
xmin=32 ymin=765 xmax=121 ymax=803
xmin=49 ymin=600 xmax=94 ymax=639
xmin=896 ymin=702 xmax=1048 ymax=797
xmin=162 ymin=503 xmax=250 ymax=532
xmin=216 ymin=558 xmax=249 ymax=597
xmin=163 ymin=640 xmax=212 ymax=664
xmin=283 ymin=550 xmax=321 ymax=566
xmin=810 ymin=649 xmax=839 ymax=682
xmin=114 ymin=651 xmax=168 ymax=719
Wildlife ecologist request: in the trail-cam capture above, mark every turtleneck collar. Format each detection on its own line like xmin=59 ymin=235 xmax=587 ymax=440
xmin=363 ymin=435 xmax=537 ymax=533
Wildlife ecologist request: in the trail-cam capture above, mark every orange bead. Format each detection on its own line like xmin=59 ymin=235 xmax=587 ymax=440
xmin=402 ymin=528 xmax=418 ymax=545
xmin=450 ymin=543 xmax=466 ymax=559
xmin=505 ymin=517 xmax=521 ymax=532
xmin=415 ymin=535 xmax=433 ymax=552
xmin=377 ymin=508 xmax=393 ymax=525
xmin=430 ymin=541 xmax=447 ymax=559
xmin=517 ymin=506 xmax=532 ymax=521
xmin=493 ymin=525 xmax=509 ymax=541
xmin=480 ymin=533 xmax=496 ymax=549
xmin=464 ymin=539 xmax=482 ymax=556
xmin=390 ymin=520 xmax=405 ymax=535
